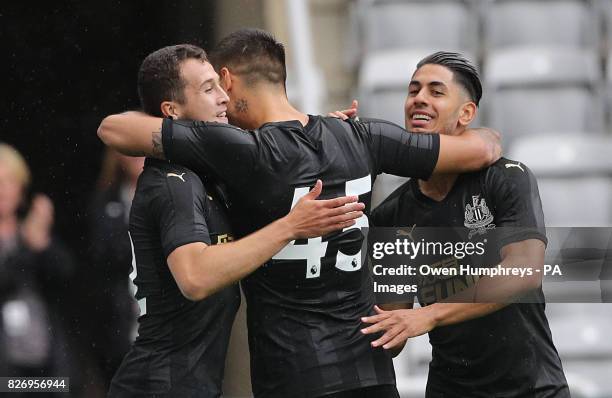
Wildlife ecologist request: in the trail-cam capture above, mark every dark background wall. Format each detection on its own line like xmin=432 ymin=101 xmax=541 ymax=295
xmin=2 ymin=0 xmax=217 ymax=258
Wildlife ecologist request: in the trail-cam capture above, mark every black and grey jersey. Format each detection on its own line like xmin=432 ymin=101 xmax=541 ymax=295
xmin=161 ymin=116 xmax=440 ymax=397
xmin=108 ymin=158 xmax=240 ymax=398
xmin=372 ymin=158 xmax=569 ymax=398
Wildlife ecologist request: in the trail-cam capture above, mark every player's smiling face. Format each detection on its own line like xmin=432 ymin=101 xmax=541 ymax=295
xmin=404 ymin=64 xmax=475 ymax=135
xmin=177 ymin=59 xmax=229 ymax=123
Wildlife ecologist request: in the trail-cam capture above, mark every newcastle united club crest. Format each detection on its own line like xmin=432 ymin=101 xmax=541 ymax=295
xmin=464 ymin=195 xmax=495 ymax=238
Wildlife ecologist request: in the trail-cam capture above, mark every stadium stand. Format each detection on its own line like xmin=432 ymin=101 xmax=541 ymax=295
xmin=355 ymin=0 xmax=477 ymax=55
xmin=509 ymin=133 xmax=612 ymax=227
xmin=482 ymin=0 xmax=600 ymax=50
xmin=546 ymin=306 xmax=612 ymax=398
xmin=484 ymin=47 xmax=604 ymax=143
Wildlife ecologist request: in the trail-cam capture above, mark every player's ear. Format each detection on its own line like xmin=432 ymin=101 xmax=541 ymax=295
xmin=160 ymin=101 xmax=179 ymax=120
xmin=219 ymin=67 xmax=232 ymax=92
xmin=458 ymin=102 xmax=477 ymax=127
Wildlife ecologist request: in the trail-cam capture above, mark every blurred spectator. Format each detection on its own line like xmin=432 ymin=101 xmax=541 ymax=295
xmin=0 ymin=143 xmax=75 ymax=390
xmin=86 ymin=149 xmax=143 ymax=389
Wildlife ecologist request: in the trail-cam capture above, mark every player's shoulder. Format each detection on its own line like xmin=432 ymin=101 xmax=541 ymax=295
xmin=483 ymin=157 xmax=538 ymax=191
xmin=489 ymin=157 xmax=536 ymax=178
xmin=321 ymin=116 xmax=405 ymax=141
xmin=317 ymin=115 xmax=362 ymax=135
xmin=351 ymin=117 xmax=405 ymax=132
xmin=142 ymin=158 xmax=200 ymax=178
xmin=172 ymin=120 xmax=256 ymax=145
xmin=176 ymin=119 xmax=247 ymax=134
xmin=139 ymin=158 xmax=204 ymax=191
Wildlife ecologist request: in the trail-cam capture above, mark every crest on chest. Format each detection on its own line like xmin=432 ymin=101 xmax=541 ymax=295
xmin=464 ymin=194 xmax=495 ymax=239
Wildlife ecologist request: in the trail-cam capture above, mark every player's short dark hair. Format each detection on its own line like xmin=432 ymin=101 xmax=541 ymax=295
xmin=138 ymin=44 xmax=209 ymax=117
xmin=417 ymin=51 xmax=482 ymax=106
xmin=209 ymin=28 xmax=287 ymax=88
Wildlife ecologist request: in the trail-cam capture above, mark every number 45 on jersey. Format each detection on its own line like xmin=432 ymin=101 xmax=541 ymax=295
xmin=273 ymin=175 xmax=371 ymax=279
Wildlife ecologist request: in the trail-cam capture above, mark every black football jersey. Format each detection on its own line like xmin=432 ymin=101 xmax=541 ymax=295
xmin=161 ymin=116 xmax=440 ymax=397
xmin=372 ymin=158 xmax=570 ymax=398
xmin=108 ymin=158 xmax=240 ymax=398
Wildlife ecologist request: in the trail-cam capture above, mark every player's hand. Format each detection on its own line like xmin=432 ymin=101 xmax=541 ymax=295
xmin=360 ymin=305 xmax=436 ymax=350
xmin=327 ymin=100 xmax=359 ymax=121
xmin=21 ymin=194 xmax=54 ymax=251
xmin=465 ymin=127 xmax=502 ymax=165
xmin=285 ymin=179 xmax=365 ymax=240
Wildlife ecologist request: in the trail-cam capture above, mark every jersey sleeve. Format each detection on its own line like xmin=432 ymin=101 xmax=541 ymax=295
xmin=149 ymin=168 xmax=212 ymax=258
xmin=356 ymin=118 xmax=440 ymax=179
xmin=161 ymin=119 xmax=259 ymax=189
xmin=486 ymin=160 xmax=548 ymax=249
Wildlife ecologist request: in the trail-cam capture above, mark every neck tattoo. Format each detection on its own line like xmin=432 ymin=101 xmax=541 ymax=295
xmin=235 ymin=98 xmax=248 ymax=113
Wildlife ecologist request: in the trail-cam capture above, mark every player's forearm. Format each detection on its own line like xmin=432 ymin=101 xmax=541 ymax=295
xmin=98 ymin=111 xmax=164 ymax=158
xmin=179 ymin=183 xmax=364 ymax=300
xmin=472 ymin=257 xmax=542 ymax=303
xmin=430 ymin=250 xmax=543 ymax=326
xmin=435 ymin=129 xmax=500 ymax=173
xmin=189 ymin=217 xmax=295 ymax=300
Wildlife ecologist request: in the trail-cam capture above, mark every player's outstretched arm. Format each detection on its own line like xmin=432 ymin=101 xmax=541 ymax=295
xmin=98 ymin=111 xmax=165 ymax=158
xmin=168 ymin=180 xmax=366 ymax=301
xmin=361 ymin=239 xmax=544 ymax=351
xmin=434 ymin=128 xmax=502 ymax=174
xmin=333 ymin=102 xmax=500 ymax=175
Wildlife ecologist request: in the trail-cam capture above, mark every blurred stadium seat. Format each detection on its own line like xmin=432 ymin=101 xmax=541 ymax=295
xmin=509 ymin=133 xmax=612 ymax=226
xmin=355 ymin=0 xmax=477 ymax=55
xmin=508 ymin=133 xmax=612 ymax=176
xmin=484 ymin=47 xmax=604 ymax=142
xmin=562 ymin=361 xmax=612 ymax=398
xmin=483 ymin=0 xmax=599 ymax=50
xmin=546 ymin=303 xmax=612 ymax=398
xmin=550 ymin=314 xmax=612 ymax=358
